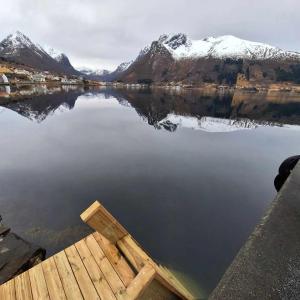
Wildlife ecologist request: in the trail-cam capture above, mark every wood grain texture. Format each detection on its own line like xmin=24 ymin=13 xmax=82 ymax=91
xmin=81 ymin=201 xmax=128 ymax=244
xmin=75 ymin=239 xmax=116 ymax=300
xmin=15 ymin=272 xmax=33 ymax=300
xmin=0 ymin=278 xmax=16 ymax=300
xmin=42 ymin=257 xmax=66 ymax=300
xmin=93 ymin=232 xmax=135 ymax=287
xmin=65 ymin=245 xmax=100 ymax=299
xmin=84 ymin=235 xmax=125 ymax=295
xmin=28 ymin=263 xmax=50 ymax=300
xmin=53 ymin=251 xmax=83 ymax=300
xmin=118 ymin=264 xmax=155 ymax=300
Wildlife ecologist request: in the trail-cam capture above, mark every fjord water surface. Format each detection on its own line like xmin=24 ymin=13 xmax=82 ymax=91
xmin=0 ymin=87 xmax=300 ymax=297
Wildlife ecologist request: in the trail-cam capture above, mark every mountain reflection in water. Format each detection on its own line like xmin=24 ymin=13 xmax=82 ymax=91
xmin=2 ymin=87 xmax=300 ymax=131
xmin=0 ymin=86 xmax=300 ymax=298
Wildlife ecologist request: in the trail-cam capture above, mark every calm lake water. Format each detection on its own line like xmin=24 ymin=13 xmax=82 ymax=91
xmin=0 ymin=86 xmax=300 ymax=297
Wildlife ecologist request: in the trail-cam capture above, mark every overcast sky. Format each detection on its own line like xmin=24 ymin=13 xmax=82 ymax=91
xmin=0 ymin=0 xmax=299 ymax=70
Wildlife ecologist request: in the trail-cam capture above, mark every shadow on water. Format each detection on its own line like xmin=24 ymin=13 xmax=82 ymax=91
xmin=0 ymin=86 xmax=300 ymax=298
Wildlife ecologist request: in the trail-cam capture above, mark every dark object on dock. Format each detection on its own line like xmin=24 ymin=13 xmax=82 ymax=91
xmin=0 ymin=224 xmax=46 ymax=285
xmin=274 ymin=155 xmax=300 ymax=191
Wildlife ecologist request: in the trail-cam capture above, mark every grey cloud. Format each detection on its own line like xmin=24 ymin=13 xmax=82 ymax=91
xmin=0 ymin=0 xmax=299 ymax=70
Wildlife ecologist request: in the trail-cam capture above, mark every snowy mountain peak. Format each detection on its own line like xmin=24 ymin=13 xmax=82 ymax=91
xmin=0 ymin=31 xmax=79 ymax=75
xmin=158 ymin=33 xmax=191 ymax=50
xmin=2 ymin=31 xmax=35 ymax=48
xmin=78 ymin=67 xmax=111 ymax=77
xmin=151 ymin=33 xmax=300 ymax=61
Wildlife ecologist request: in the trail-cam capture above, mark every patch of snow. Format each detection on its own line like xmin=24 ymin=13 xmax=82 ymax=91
xmin=43 ymin=45 xmax=63 ymax=61
xmin=157 ymin=114 xmax=297 ymax=133
xmin=114 ymin=61 xmax=133 ymax=73
xmin=78 ymin=67 xmax=111 ymax=76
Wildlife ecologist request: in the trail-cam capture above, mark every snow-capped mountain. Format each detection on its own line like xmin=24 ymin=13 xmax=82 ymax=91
xmin=0 ymin=31 xmax=79 ymax=75
xmin=77 ymin=67 xmax=111 ymax=80
xmin=78 ymin=67 xmax=111 ymax=76
xmin=155 ymin=34 xmax=300 ymax=61
xmin=97 ymin=61 xmax=134 ymax=82
xmin=114 ymin=61 xmax=133 ymax=73
xmin=117 ymin=33 xmax=300 ymax=84
xmin=0 ymin=31 xmax=47 ymax=58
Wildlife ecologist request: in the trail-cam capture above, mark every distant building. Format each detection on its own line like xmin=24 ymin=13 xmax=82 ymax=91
xmin=32 ymin=74 xmax=46 ymax=82
xmin=15 ymin=69 xmax=32 ymax=76
xmin=0 ymin=74 xmax=9 ymax=84
xmin=61 ymin=77 xmax=69 ymax=84
xmin=45 ymin=74 xmax=60 ymax=81
xmin=61 ymin=77 xmax=78 ymax=84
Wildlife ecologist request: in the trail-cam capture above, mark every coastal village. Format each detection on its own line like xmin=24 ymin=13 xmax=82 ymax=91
xmin=0 ymin=63 xmax=90 ymax=85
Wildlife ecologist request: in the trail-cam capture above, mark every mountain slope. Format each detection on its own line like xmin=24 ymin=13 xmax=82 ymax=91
xmin=0 ymin=31 xmax=79 ymax=75
xmin=99 ymin=61 xmax=133 ymax=81
xmin=118 ymin=34 xmax=300 ymax=85
xmin=78 ymin=67 xmax=111 ymax=80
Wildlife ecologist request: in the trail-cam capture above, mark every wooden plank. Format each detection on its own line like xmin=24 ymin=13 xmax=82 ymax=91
xmin=42 ymin=257 xmax=66 ymax=300
xmin=161 ymin=266 xmax=191 ymax=294
xmin=15 ymin=272 xmax=33 ymax=300
xmin=139 ymin=280 xmax=181 ymax=300
xmin=75 ymin=239 xmax=116 ymax=300
xmin=28 ymin=263 xmax=50 ymax=300
xmin=83 ymin=235 xmax=125 ymax=295
xmin=154 ymin=268 xmax=195 ymax=300
xmin=117 ymin=236 xmax=148 ymax=272
xmin=64 ymin=245 xmax=100 ymax=299
xmin=118 ymin=264 xmax=155 ymax=300
xmin=118 ymin=235 xmax=194 ymax=300
xmin=92 ymin=232 xmax=135 ymax=287
xmin=0 ymin=278 xmax=16 ymax=300
xmin=53 ymin=251 xmax=83 ymax=300
xmin=80 ymin=201 xmax=128 ymax=244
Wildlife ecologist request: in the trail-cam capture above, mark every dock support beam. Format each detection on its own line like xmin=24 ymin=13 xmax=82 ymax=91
xmin=80 ymin=201 xmax=128 ymax=244
xmin=81 ymin=200 xmax=195 ymax=300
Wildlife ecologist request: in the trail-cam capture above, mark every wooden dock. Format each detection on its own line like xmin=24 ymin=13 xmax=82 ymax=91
xmin=0 ymin=201 xmax=195 ymax=299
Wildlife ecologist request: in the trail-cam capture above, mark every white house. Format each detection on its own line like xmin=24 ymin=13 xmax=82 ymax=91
xmin=0 ymin=74 xmax=9 ymax=84
xmin=32 ymin=74 xmax=46 ymax=82
xmin=15 ymin=69 xmax=32 ymax=76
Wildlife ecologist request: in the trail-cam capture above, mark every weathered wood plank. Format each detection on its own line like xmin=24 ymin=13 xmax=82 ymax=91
xmin=0 ymin=278 xmax=16 ymax=300
xmin=42 ymin=257 xmax=67 ymax=300
xmin=84 ymin=234 xmax=125 ymax=295
xmin=81 ymin=201 xmax=128 ymax=244
xmin=117 ymin=236 xmax=148 ymax=272
xmin=139 ymin=280 xmax=181 ymax=300
xmin=65 ymin=245 xmax=100 ymax=299
xmin=75 ymin=239 xmax=116 ymax=300
xmin=118 ymin=264 xmax=155 ymax=300
xmin=28 ymin=263 xmax=50 ymax=300
xmin=118 ymin=235 xmax=194 ymax=300
xmin=15 ymin=272 xmax=33 ymax=300
xmin=53 ymin=251 xmax=83 ymax=300
xmin=92 ymin=232 xmax=135 ymax=287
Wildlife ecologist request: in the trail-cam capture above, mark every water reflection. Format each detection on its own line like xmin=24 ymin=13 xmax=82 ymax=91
xmin=2 ymin=86 xmax=300 ymax=131
xmin=0 ymin=87 xmax=300 ymax=297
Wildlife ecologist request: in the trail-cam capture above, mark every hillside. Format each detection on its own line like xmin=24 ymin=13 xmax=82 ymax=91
xmin=0 ymin=31 xmax=79 ymax=75
xmin=116 ymin=34 xmax=300 ymax=85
